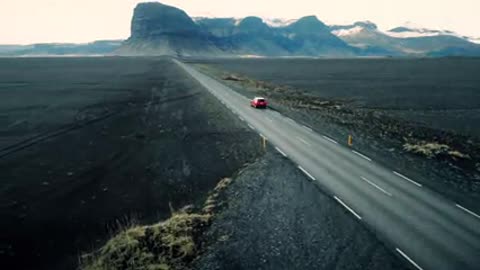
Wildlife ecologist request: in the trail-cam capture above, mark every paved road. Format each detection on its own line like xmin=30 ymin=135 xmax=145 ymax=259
xmin=174 ymin=59 xmax=480 ymax=270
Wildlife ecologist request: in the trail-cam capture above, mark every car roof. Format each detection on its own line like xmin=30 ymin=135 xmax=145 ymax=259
xmin=254 ymin=97 xmax=266 ymax=100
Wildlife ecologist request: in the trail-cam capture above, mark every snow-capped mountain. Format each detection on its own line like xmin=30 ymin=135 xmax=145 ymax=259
xmin=385 ymin=27 xmax=456 ymax=38
xmin=192 ymin=15 xmax=354 ymax=56
xmin=331 ymin=21 xmax=378 ymax=37
xmin=194 ymin=17 xmax=298 ymax=28
xmin=384 ymin=25 xmax=480 ymax=45
xmin=330 ymin=21 xmax=480 ymax=56
xmin=468 ymin=37 xmax=480 ymax=44
xmin=262 ymin=18 xmax=298 ymax=28
xmin=192 ymin=15 xmax=480 ymax=56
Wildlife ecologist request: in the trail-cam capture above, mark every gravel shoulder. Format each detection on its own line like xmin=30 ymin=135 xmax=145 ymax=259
xmin=194 ymin=149 xmax=407 ymax=270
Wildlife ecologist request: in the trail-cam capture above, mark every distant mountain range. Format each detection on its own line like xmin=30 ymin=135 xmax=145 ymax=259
xmin=0 ymin=40 xmax=123 ymax=57
xmin=2 ymin=2 xmax=480 ymax=57
xmin=330 ymin=21 xmax=480 ymax=56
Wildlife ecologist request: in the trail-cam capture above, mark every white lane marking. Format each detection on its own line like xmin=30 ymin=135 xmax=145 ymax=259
xmin=393 ymin=171 xmax=422 ymax=187
xmin=302 ymin=125 xmax=313 ymax=132
xmin=456 ymin=204 xmax=480 ymax=219
xmin=248 ymin=124 xmax=255 ymax=130
xmin=265 ymin=116 xmax=273 ymax=122
xmin=260 ymin=133 xmax=267 ymax=139
xmin=322 ymin=135 xmax=338 ymax=145
xmin=396 ymin=248 xmax=424 ymax=270
xmin=296 ymin=136 xmax=310 ymax=146
xmin=286 ymin=118 xmax=295 ymax=123
xmin=275 ymin=147 xmax=287 ymax=157
xmin=361 ymin=177 xmax=392 ymax=196
xmin=334 ymin=196 xmax=362 ymax=220
xmin=239 ymin=117 xmax=245 ymax=122
xmin=352 ymin=150 xmax=372 ymax=162
xmin=298 ymin=166 xmax=316 ymax=181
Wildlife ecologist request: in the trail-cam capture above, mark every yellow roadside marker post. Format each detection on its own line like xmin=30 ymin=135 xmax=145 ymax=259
xmin=348 ymin=135 xmax=353 ymax=147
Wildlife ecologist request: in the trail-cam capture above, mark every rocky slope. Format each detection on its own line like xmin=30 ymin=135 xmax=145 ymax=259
xmin=117 ymin=2 xmax=222 ymax=56
xmin=118 ymin=2 xmax=356 ymax=56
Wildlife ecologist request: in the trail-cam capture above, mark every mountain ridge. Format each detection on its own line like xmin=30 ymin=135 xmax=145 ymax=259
xmin=2 ymin=2 xmax=479 ymax=57
xmin=119 ymin=2 xmax=480 ymax=57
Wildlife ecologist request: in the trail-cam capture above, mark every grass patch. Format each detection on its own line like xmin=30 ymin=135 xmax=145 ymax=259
xmin=81 ymin=178 xmax=233 ymax=270
xmin=403 ymin=141 xmax=470 ymax=160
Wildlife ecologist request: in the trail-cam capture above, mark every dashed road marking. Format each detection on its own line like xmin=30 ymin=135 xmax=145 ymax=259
xmin=352 ymin=150 xmax=372 ymax=162
xmin=239 ymin=116 xmax=245 ymax=122
xmin=260 ymin=133 xmax=267 ymax=139
xmin=396 ymin=248 xmax=424 ymax=270
xmin=456 ymin=204 xmax=480 ymax=219
xmin=298 ymin=166 xmax=316 ymax=181
xmin=248 ymin=124 xmax=255 ymax=130
xmin=334 ymin=196 xmax=362 ymax=220
xmin=322 ymin=135 xmax=338 ymax=145
xmin=275 ymin=147 xmax=287 ymax=157
xmin=393 ymin=171 xmax=422 ymax=187
xmin=361 ymin=177 xmax=392 ymax=196
xmin=296 ymin=136 xmax=310 ymax=146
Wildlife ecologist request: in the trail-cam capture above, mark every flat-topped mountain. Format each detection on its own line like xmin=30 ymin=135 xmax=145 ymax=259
xmin=118 ymin=2 xmax=222 ymax=56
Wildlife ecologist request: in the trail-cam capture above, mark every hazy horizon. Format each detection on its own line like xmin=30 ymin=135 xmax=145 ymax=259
xmin=1 ymin=0 xmax=479 ymax=44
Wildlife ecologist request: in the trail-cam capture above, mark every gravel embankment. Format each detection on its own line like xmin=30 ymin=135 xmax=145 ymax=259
xmin=195 ymin=150 xmax=407 ymax=270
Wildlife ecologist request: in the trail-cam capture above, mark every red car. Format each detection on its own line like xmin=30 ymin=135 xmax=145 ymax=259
xmin=250 ymin=97 xmax=268 ymax=109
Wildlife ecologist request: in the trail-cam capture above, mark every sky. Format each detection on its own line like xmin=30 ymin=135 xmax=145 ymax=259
xmin=1 ymin=0 xmax=479 ymax=44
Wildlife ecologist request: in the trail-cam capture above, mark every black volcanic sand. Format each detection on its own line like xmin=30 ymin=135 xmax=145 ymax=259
xmin=195 ymin=150 xmax=408 ymax=270
xmin=191 ymin=58 xmax=480 ymax=213
xmin=0 ymin=57 xmax=263 ymax=270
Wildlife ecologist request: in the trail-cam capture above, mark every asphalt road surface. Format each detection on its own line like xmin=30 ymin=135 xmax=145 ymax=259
xmin=174 ymin=59 xmax=480 ymax=270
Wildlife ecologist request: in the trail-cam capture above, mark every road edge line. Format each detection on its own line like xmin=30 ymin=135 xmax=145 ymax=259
xmin=456 ymin=204 xmax=480 ymax=219
xmin=275 ymin=147 xmax=287 ymax=157
xmin=298 ymin=166 xmax=316 ymax=181
xmin=334 ymin=196 xmax=362 ymax=220
xmin=396 ymin=248 xmax=424 ymax=270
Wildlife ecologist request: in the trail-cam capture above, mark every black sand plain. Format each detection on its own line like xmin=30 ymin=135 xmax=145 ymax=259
xmin=0 ymin=57 xmax=262 ymax=270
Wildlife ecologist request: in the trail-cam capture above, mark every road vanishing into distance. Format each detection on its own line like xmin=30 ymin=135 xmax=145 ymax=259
xmin=174 ymin=59 xmax=480 ymax=270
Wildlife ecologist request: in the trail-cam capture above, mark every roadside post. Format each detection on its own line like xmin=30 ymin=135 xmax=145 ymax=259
xmin=261 ymin=135 xmax=267 ymax=151
xmin=348 ymin=135 xmax=353 ymax=147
